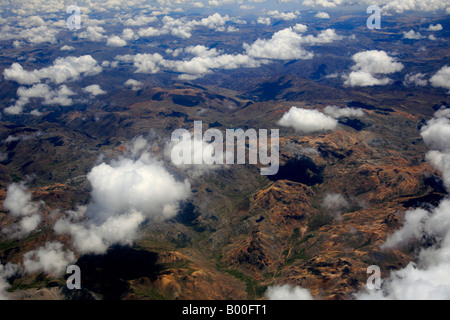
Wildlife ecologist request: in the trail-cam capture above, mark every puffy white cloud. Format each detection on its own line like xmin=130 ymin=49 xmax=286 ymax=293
xmin=78 ymin=26 xmax=106 ymax=42
xmin=84 ymin=84 xmax=106 ymax=96
xmin=122 ymin=28 xmax=137 ymax=41
xmin=3 ymin=55 xmax=102 ymax=85
xmin=123 ymin=15 xmax=158 ymax=26
xmin=244 ymin=27 xmax=341 ymax=60
xmin=267 ymin=10 xmax=299 ymax=21
xmin=257 ymin=17 xmax=271 ymax=25
xmin=403 ymin=30 xmax=426 ymax=40
xmin=124 ymin=79 xmax=143 ymax=91
xmin=115 ymin=53 xmax=164 ymax=74
xmin=4 ymin=84 xmax=75 ymax=115
xmin=60 ymin=45 xmax=75 ymax=51
xmin=265 ymin=284 xmax=314 ymax=300
xmin=55 ymin=209 xmax=145 ymax=254
xmin=344 ymin=50 xmax=404 ymax=87
xmin=54 ymin=138 xmax=191 ymax=254
xmin=430 ymin=66 xmax=450 ymax=92
xmin=162 ymin=51 xmax=260 ymax=78
xmin=427 ymin=23 xmax=443 ymax=31
xmin=2 ymin=182 xmax=43 ymax=238
xmin=323 ymin=105 xmax=364 ymax=118
xmin=303 ymin=0 xmax=450 ymax=13
xmin=322 ymin=193 xmax=349 ymax=220
xmin=106 ymin=35 xmax=127 ymax=47
xmin=278 ymin=107 xmax=338 ymax=133
xmin=3 ymin=182 xmax=41 ymax=218
xmin=315 ymin=11 xmax=330 ymax=19
xmin=404 ymin=73 xmax=428 ymax=87
xmin=3 ymin=63 xmax=40 ymax=85
xmin=22 ymin=242 xmax=75 ymax=277
xmin=291 ymin=25 xmax=307 ymax=35
xmin=0 ymin=261 xmax=19 ymax=300
xmin=136 ymin=13 xmax=232 ymax=40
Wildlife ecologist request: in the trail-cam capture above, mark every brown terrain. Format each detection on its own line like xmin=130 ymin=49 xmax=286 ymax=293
xmin=0 ymin=78 xmax=447 ymax=300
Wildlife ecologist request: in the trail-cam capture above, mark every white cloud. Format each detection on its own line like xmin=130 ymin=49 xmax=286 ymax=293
xmin=404 ymin=73 xmax=428 ymax=87
xmin=315 ymin=11 xmax=330 ymax=19
xmin=244 ymin=27 xmax=341 ymax=60
xmin=3 ymin=55 xmax=102 ymax=85
xmin=344 ymin=50 xmax=404 ymax=87
xmin=430 ymin=66 xmax=450 ymax=92
xmin=3 ymin=182 xmax=41 ymax=218
xmin=323 ymin=105 xmax=364 ymax=118
xmin=2 ymin=182 xmax=43 ymax=238
xmin=278 ymin=107 xmax=338 ymax=133
xmin=322 ymin=193 xmax=349 ymax=219
xmin=166 ymin=130 xmax=230 ymax=177
xmin=106 ymin=35 xmax=127 ymax=47
xmin=60 ymin=45 xmax=75 ymax=51
xmin=124 ymin=79 xmax=143 ymax=91
xmin=303 ymin=0 xmax=450 ymax=13
xmin=122 ymin=28 xmax=137 ymax=41
xmin=267 ymin=10 xmax=299 ymax=21
xmin=54 ymin=138 xmax=191 ymax=254
xmin=84 ymin=84 xmax=106 ymax=96
xmin=4 ymin=84 xmax=75 ymax=115
xmin=124 ymin=15 xmax=158 ymax=26
xmin=78 ymin=26 xmax=106 ymax=42
xmin=403 ymin=30 xmax=426 ymax=40
xmin=22 ymin=242 xmax=75 ymax=277
xmin=0 ymin=261 xmax=19 ymax=300
xmin=257 ymin=17 xmax=271 ymax=25
xmin=265 ymin=284 xmax=314 ymax=300
xmin=427 ymin=23 xmax=443 ymax=31
xmin=115 ymin=53 xmax=164 ymax=74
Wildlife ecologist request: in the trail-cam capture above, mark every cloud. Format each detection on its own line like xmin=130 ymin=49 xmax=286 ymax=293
xmin=278 ymin=107 xmax=338 ymax=133
xmin=84 ymin=84 xmax=106 ymax=96
xmin=163 ymin=51 xmax=260 ymax=78
xmin=54 ymin=138 xmax=191 ymax=254
xmin=323 ymin=105 xmax=364 ymax=118
xmin=78 ymin=26 xmax=106 ymax=42
xmin=115 ymin=53 xmax=164 ymax=74
xmin=60 ymin=45 xmax=75 ymax=51
xmin=22 ymin=242 xmax=75 ymax=277
xmin=403 ymin=30 xmax=426 ymax=40
xmin=4 ymin=84 xmax=75 ymax=115
xmin=315 ymin=11 xmax=330 ymax=19
xmin=265 ymin=284 xmax=314 ymax=300
xmin=427 ymin=24 xmax=443 ymax=31
xmin=322 ymin=193 xmax=349 ymax=211
xmin=136 ymin=13 xmax=233 ymax=40
xmin=123 ymin=15 xmax=158 ymax=26
xmin=244 ymin=27 xmax=341 ymax=60
xmin=322 ymin=193 xmax=349 ymax=220
xmin=106 ymin=35 xmax=127 ymax=47
xmin=3 ymin=182 xmax=41 ymax=218
xmin=267 ymin=10 xmax=299 ymax=21
xmin=430 ymin=66 xmax=450 ymax=92
xmin=2 ymin=182 xmax=43 ymax=238
xmin=257 ymin=17 xmax=271 ymax=25
xmin=302 ymin=0 xmax=450 ymax=13
xmin=124 ymin=79 xmax=143 ymax=91
xmin=166 ymin=130 xmax=230 ymax=177
xmin=404 ymin=73 xmax=428 ymax=87
xmin=3 ymin=55 xmax=102 ymax=85
xmin=0 ymin=261 xmax=19 ymax=300
xmin=344 ymin=50 xmax=404 ymax=87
